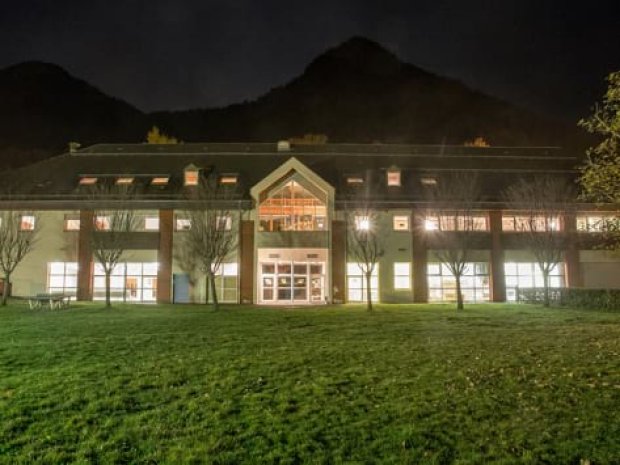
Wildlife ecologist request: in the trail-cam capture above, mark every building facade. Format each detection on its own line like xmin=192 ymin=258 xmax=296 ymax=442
xmin=0 ymin=142 xmax=618 ymax=304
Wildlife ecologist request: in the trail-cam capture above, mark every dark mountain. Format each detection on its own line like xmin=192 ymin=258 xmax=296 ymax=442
xmin=0 ymin=61 xmax=149 ymax=168
xmin=0 ymin=37 xmax=587 ymax=169
xmin=153 ymin=37 xmax=584 ymax=148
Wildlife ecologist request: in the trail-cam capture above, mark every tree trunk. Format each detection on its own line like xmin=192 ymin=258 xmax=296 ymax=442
xmin=1 ymin=273 xmax=10 ymax=306
xmin=209 ymin=271 xmax=219 ymax=311
xmin=105 ymin=271 xmax=111 ymax=308
xmin=543 ymin=271 xmax=550 ymax=308
xmin=455 ymin=274 xmax=464 ymax=310
xmin=365 ymin=271 xmax=373 ymax=312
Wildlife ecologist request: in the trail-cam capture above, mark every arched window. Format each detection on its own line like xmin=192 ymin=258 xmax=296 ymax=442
xmin=259 ymin=180 xmax=327 ymax=231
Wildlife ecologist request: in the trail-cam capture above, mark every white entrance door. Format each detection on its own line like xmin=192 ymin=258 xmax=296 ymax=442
xmin=260 ymin=262 xmax=324 ymax=304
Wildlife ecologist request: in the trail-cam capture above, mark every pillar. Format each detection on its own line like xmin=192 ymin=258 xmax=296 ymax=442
xmin=77 ymin=210 xmax=93 ymax=301
xmin=563 ymin=212 xmax=582 ymax=288
xmin=157 ymin=210 xmax=174 ymax=303
xmin=239 ymin=220 xmax=254 ymax=303
xmin=489 ymin=210 xmax=506 ymax=302
xmin=331 ymin=220 xmax=346 ymax=303
xmin=412 ymin=210 xmax=428 ymax=303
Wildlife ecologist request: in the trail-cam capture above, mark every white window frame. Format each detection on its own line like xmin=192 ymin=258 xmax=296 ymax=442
xmin=393 ymin=215 xmax=410 ymax=231
xmin=393 ymin=262 xmax=411 ymax=290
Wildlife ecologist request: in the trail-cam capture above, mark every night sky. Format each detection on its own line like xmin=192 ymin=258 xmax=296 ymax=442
xmin=1 ymin=0 xmax=618 ymax=120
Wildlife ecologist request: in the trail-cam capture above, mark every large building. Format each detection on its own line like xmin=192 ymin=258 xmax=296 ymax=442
xmin=0 ymin=142 xmax=618 ymax=305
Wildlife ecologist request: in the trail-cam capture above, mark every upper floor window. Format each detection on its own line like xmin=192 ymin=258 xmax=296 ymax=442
xmin=355 ymin=216 xmax=370 ymax=231
xmin=259 ymin=180 xmax=327 ymax=232
xmin=387 ymin=170 xmax=401 ymax=187
xmin=94 ymin=216 xmax=110 ymax=231
xmin=175 ymin=217 xmax=191 ymax=231
xmin=220 ymin=175 xmax=238 ymax=184
xmin=79 ymin=177 xmax=97 ymax=185
xmin=393 ymin=215 xmax=409 ymax=231
xmin=116 ymin=177 xmax=134 ymax=185
xmin=502 ymin=215 xmax=560 ymax=232
xmin=144 ymin=216 xmax=160 ymax=231
xmin=216 ymin=215 xmax=232 ymax=231
xmin=64 ymin=214 xmax=80 ymax=231
xmin=425 ymin=214 xmax=488 ymax=231
xmin=420 ymin=177 xmax=437 ymax=186
xmin=346 ymin=176 xmax=364 ymax=185
xmin=576 ymin=214 xmax=617 ymax=232
xmin=151 ymin=177 xmax=169 ymax=186
xmin=20 ymin=215 xmax=36 ymax=231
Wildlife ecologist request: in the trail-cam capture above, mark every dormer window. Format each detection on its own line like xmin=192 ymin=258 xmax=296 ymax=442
xmin=151 ymin=177 xmax=169 ymax=186
xmin=79 ymin=177 xmax=97 ymax=185
xmin=184 ymin=165 xmax=200 ymax=186
xmin=346 ymin=176 xmax=364 ymax=185
xmin=220 ymin=175 xmax=238 ymax=184
xmin=116 ymin=177 xmax=134 ymax=185
xmin=387 ymin=170 xmax=401 ymax=187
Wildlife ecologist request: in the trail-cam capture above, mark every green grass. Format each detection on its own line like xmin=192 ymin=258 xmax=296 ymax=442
xmin=1 ymin=302 xmax=619 ymax=465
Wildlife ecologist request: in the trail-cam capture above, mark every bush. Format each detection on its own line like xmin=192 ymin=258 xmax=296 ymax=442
xmin=516 ymin=287 xmax=620 ymax=311
xmin=557 ymin=288 xmax=620 ymax=312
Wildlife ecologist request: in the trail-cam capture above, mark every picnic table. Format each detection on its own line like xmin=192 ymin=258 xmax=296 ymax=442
xmin=28 ymin=293 xmax=72 ymax=310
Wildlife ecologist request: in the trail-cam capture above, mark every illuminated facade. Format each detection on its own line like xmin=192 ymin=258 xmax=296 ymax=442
xmin=0 ymin=142 xmax=617 ymax=304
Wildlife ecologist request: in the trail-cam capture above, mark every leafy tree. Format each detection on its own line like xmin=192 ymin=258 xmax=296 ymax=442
xmin=344 ymin=179 xmax=384 ymax=311
xmin=146 ymin=126 xmax=179 ymax=144
xmin=425 ymin=173 xmax=481 ymax=310
xmin=90 ymin=185 xmax=138 ymax=308
xmin=504 ymin=176 xmax=575 ymax=307
xmin=0 ymin=211 xmax=38 ymax=305
xmin=579 ymin=70 xmax=620 ymax=248
xmin=177 ymin=173 xmax=238 ymax=310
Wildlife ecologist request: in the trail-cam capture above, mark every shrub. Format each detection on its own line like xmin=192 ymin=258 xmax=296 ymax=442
xmin=516 ymin=287 xmax=620 ymax=311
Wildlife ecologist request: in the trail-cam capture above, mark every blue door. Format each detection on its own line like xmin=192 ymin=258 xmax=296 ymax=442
xmin=173 ymin=274 xmax=191 ymax=303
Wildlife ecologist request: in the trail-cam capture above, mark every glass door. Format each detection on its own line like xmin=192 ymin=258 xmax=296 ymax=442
xmin=259 ymin=261 xmax=325 ymax=304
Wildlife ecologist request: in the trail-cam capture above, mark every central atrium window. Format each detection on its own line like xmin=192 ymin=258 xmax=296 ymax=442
xmin=259 ymin=180 xmax=327 ymax=232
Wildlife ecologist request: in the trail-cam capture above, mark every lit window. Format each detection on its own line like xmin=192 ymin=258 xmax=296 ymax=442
xmin=94 ymin=216 xmax=110 ymax=231
xmin=144 ymin=217 xmax=159 ymax=231
xmin=346 ymin=263 xmax=379 ymax=302
xmin=93 ymin=262 xmax=158 ymax=302
xmin=216 ymin=215 xmax=232 ymax=231
xmin=20 ymin=215 xmax=35 ymax=231
xmin=79 ymin=177 xmax=97 ymax=185
xmin=151 ymin=177 xmax=169 ymax=186
xmin=64 ymin=215 xmax=80 ymax=231
xmin=421 ymin=177 xmax=437 ymax=186
xmin=502 ymin=215 xmax=561 ymax=232
xmin=428 ymin=262 xmax=490 ymax=302
xmin=184 ymin=168 xmax=199 ymax=186
xmin=212 ymin=263 xmax=239 ymax=302
xmin=220 ymin=175 xmax=238 ymax=184
xmin=347 ymin=176 xmax=364 ymax=184
xmin=116 ymin=177 xmax=134 ymax=185
xmin=47 ymin=262 xmax=78 ymax=297
xmin=175 ymin=217 xmax=191 ymax=231
xmin=394 ymin=262 xmax=411 ymax=290
xmin=504 ymin=262 xmax=564 ymax=301
xmin=387 ymin=170 xmax=401 ymax=187
xmin=424 ymin=218 xmax=439 ymax=231
xmin=355 ymin=216 xmax=370 ymax=231
xmin=576 ymin=215 xmax=617 ymax=232
xmin=393 ymin=215 xmax=410 ymax=231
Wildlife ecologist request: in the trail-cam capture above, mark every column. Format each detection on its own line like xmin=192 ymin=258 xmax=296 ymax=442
xmin=157 ymin=209 xmax=174 ymax=303
xmin=563 ymin=212 xmax=582 ymax=288
xmin=489 ymin=210 xmax=506 ymax=302
xmin=239 ymin=220 xmax=254 ymax=303
xmin=412 ymin=210 xmax=428 ymax=303
xmin=331 ymin=220 xmax=346 ymax=303
xmin=77 ymin=210 xmax=93 ymax=301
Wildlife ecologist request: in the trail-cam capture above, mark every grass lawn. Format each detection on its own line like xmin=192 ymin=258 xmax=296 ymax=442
xmin=0 ymin=302 xmax=619 ymax=464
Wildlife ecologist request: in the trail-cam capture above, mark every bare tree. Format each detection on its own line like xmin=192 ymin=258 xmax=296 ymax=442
xmin=425 ymin=173 xmax=481 ymax=310
xmin=0 ymin=211 xmax=39 ymax=305
xmin=177 ymin=173 xmax=238 ymax=311
xmin=504 ymin=176 xmax=575 ymax=307
xmin=344 ymin=179 xmax=384 ymax=311
xmin=90 ymin=185 xmax=138 ymax=308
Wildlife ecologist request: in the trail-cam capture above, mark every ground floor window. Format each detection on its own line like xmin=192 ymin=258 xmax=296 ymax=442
xmin=393 ymin=262 xmax=411 ymax=290
xmin=47 ymin=262 xmax=78 ymax=297
xmin=427 ymin=262 xmax=490 ymax=302
xmin=93 ymin=262 xmax=158 ymax=302
xmin=504 ymin=262 xmax=564 ymax=301
xmin=347 ymin=263 xmax=379 ymax=302
xmin=213 ymin=263 xmax=238 ymax=302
